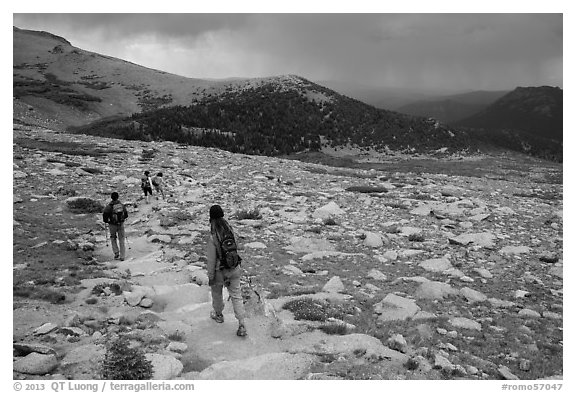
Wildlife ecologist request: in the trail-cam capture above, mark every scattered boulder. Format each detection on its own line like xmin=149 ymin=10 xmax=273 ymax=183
xmin=448 ymin=232 xmax=496 ymax=248
xmin=197 ymin=352 xmax=317 ymax=380
xmin=245 ymin=242 xmax=267 ymax=249
xmin=312 ymin=202 xmax=345 ymax=220
xmin=363 ymin=231 xmax=384 ymax=247
xmin=518 ymin=309 xmax=541 ymax=318
xmin=415 ymin=281 xmax=458 ymax=300
xmin=460 ymin=287 xmax=488 ymax=303
xmin=13 ymin=353 xmax=58 ymax=375
xmin=145 ymin=353 xmax=183 ymax=380
xmin=448 ymin=317 xmax=482 ymax=331
xmin=433 ymin=353 xmax=454 ymax=372
xmin=367 ymin=269 xmax=387 ymax=281
xmin=498 ymin=365 xmax=520 ymax=380
xmin=33 ymin=323 xmax=58 ymax=335
xmin=387 ymin=334 xmax=408 ymax=353
xmin=374 ymin=294 xmax=420 ymax=322
xmin=500 ymin=246 xmax=531 ymax=256
xmin=322 ymin=276 xmax=345 ymax=293
xmin=167 ymin=342 xmax=188 ymax=354
xmin=13 ymin=342 xmax=56 ymax=356
xmin=419 ymin=257 xmax=452 ymax=273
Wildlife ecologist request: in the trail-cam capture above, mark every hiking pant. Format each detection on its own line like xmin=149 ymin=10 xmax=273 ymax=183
xmin=211 ymin=266 xmax=246 ymax=323
xmin=108 ymin=223 xmax=125 ymax=259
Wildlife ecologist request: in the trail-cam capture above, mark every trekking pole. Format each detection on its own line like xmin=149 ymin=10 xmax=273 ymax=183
xmin=125 ymin=233 xmax=131 ymax=250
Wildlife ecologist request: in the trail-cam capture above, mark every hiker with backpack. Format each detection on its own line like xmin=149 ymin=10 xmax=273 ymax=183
xmin=206 ymin=205 xmax=247 ymax=337
xmin=152 ymin=172 xmax=165 ymax=200
xmin=141 ymin=170 xmax=153 ymax=204
xmin=102 ymin=191 xmax=128 ymax=261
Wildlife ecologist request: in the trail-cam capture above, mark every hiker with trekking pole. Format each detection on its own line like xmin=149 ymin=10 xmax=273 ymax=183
xmin=102 ymin=192 xmax=129 ymax=261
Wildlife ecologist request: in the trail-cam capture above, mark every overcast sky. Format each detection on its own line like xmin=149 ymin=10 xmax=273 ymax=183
xmin=13 ymin=13 xmax=562 ymax=92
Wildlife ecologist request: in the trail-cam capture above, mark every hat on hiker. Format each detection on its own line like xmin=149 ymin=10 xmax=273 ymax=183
xmin=209 ymin=205 xmax=224 ymax=221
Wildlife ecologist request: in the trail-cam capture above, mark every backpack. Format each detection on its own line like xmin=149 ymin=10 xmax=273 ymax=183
xmin=214 ymin=223 xmax=242 ymax=270
xmin=109 ymin=202 xmax=126 ymax=225
xmin=141 ymin=177 xmax=151 ymax=189
xmin=152 ymin=177 xmax=159 ymax=187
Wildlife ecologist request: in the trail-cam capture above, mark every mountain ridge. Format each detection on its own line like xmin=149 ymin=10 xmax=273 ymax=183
xmin=13 ymin=26 xmax=562 ymax=162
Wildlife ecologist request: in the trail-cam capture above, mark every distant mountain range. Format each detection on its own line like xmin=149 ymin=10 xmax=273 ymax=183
xmin=13 ymin=26 xmax=562 ymax=162
xmin=454 ymin=86 xmax=563 ymax=141
xmin=395 ymin=90 xmax=510 ymax=124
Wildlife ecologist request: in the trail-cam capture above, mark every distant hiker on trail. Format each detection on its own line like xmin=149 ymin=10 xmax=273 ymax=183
xmin=102 ymin=191 xmax=128 ymax=261
xmin=206 ymin=204 xmax=247 ymax=337
xmin=141 ymin=170 xmax=153 ymax=204
xmin=152 ymin=172 xmax=165 ymax=200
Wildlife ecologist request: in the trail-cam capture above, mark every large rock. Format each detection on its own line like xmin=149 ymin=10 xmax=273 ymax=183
xmin=433 ymin=354 xmax=454 ymax=372
xmin=33 ymin=322 xmax=58 ymax=335
xmin=448 ymin=317 xmax=482 ymax=331
xmin=387 ymin=334 xmax=408 ymax=353
xmin=197 ymin=352 xmax=316 ymax=380
xmin=374 ymin=294 xmax=420 ymax=321
xmin=363 ymin=231 xmax=384 ymax=247
xmin=518 ymin=308 xmax=541 ymax=318
xmin=14 ymin=170 xmax=28 ymax=179
xmin=460 ymin=287 xmax=488 ymax=303
xmin=367 ymin=269 xmax=387 ymax=281
xmin=283 ymin=332 xmax=408 ymax=362
xmin=285 ymin=236 xmax=336 ymax=253
xmin=499 ymin=365 xmax=520 ymax=380
xmin=244 ymin=242 xmax=267 ymax=249
xmin=419 ymin=257 xmax=452 ymax=273
xmin=13 ymin=353 xmax=58 ymax=375
xmin=500 ymin=246 xmax=531 ymax=256
xmin=13 ymin=342 xmax=56 ymax=356
xmin=145 ymin=353 xmax=183 ymax=380
xmin=312 ymin=202 xmax=345 ymax=220
xmin=124 ymin=286 xmax=155 ymax=307
xmin=61 ymin=344 xmax=106 ymax=367
xmin=448 ymin=232 xmax=496 ymax=248
xmin=322 ymin=276 xmax=345 ymax=293
xmin=415 ymin=281 xmax=458 ymax=300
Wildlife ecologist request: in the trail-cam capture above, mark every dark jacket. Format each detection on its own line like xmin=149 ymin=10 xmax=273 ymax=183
xmin=103 ymin=200 xmax=128 ymax=224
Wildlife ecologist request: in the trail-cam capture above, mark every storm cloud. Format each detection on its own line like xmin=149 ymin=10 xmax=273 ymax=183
xmin=13 ymin=13 xmax=562 ymax=91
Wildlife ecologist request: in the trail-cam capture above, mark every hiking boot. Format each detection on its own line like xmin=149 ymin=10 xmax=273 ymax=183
xmin=236 ymin=324 xmax=247 ymax=337
xmin=119 ymin=257 xmax=124 ymax=261
xmin=114 ymin=254 xmax=120 ymax=260
xmin=210 ymin=311 xmax=224 ymax=323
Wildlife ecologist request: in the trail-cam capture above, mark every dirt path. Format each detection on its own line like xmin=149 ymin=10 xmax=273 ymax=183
xmin=92 ymin=197 xmax=296 ymax=379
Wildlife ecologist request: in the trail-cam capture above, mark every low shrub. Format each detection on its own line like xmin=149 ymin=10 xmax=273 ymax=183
xmin=101 ymin=336 xmax=153 ymax=380
xmin=234 ymin=208 xmax=262 ymax=220
xmin=66 ymin=197 xmax=104 ymax=213
xmin=282 ymin=297 xmax=354 ymax=322
xmin=408 ymin=233 xmax=425 ymax=242
xmin=346 ymin=186 xmax=389 ymax=194
xmin=283 ymin=298 xmax=327 ymax=321
xmin=319 ymin=323 xmax=348 ymax=335
xmin=167 ymin=331 xmax=186 ymax=342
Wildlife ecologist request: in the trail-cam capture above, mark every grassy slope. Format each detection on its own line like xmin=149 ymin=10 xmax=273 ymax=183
xmin=13 ymin=27 xmax=241 ymax=129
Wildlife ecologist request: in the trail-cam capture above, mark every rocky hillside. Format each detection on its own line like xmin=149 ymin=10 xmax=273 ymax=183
xmin=71 ymin=74 xmax=475 ymax=156
xmin=13 ymin=26 xmax=241 ymax=129
xmin=13 ymin=123 xmax=563 ymax=380
xmin=14 ymin=26 xmax=477 ymax=157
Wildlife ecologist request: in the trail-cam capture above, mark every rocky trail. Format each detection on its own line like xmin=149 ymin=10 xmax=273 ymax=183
xmin=12 ymin=125 xmax=563 ymax=380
